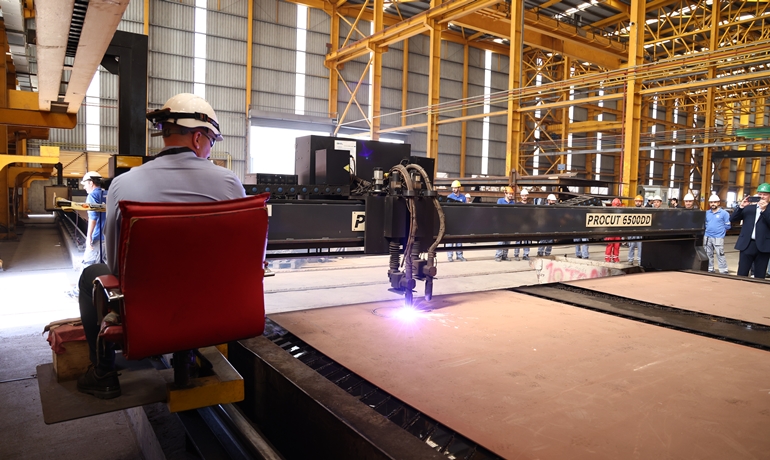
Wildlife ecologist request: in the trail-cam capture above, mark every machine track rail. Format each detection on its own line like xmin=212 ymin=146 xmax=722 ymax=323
xmin=513 ymin=283 xmax=770 ymax=350
xmin=263 ymin=319 xmax=501 ymax=460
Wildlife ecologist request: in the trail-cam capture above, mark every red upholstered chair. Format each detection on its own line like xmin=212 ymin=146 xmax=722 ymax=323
xmin=94 ymin=194 xmax=269 ymax=385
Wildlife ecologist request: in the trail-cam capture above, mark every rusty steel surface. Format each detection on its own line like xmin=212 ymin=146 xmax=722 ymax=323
xmin=568 ymin=271 xmax=770 ymax=326
xmin=269 ymin=291 xmax=770 ymax=460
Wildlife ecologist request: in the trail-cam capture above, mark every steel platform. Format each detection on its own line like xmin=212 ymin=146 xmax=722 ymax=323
xmin=238 ymin=288 xmax=770 ymax=459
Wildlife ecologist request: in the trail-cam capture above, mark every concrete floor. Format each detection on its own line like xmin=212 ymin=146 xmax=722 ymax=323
xmin=0 ymin=218 xmax=749 ymax=459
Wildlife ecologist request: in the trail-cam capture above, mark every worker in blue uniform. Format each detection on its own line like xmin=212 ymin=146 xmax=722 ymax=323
xmin=446 ymin=180 xmax=467 ymax=262
xmin=495 ymin=186 xmax=516 ymax=261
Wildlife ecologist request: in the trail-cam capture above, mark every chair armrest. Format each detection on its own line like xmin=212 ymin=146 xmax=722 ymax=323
xmin=94 ymin=275 xmax=123 ymax=324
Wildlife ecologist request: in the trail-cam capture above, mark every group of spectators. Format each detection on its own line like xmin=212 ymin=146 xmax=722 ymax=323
xmin=444 ymin=183 xmax=770 ymax=279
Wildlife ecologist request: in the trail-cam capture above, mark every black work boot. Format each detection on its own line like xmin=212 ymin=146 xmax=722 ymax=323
xmin=77 ymin=365 xmax=121 ymax=399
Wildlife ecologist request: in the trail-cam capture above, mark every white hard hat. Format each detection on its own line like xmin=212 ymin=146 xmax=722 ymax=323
xmin=520 ymin=189 xmax=529 ymax=195
xmin=683 ymin=193 xmax=694 ymax=201
xmin=81 ymin=171 xmax=102 ymax=184
xmin=147 ymin=93 xmax=223 ymax=141
xmin=652 ymin=195 xmax=662 ymax=201
xmin=708 ymin=194 xmax=721 ymax=202
xmin=547 ymin=194 xmax=557 ymax=201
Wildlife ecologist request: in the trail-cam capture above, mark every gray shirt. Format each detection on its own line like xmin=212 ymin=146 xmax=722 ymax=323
xmin=105 ymin=148 xmax=246 ymax=274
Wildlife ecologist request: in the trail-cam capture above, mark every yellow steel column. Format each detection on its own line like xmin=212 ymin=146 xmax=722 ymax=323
xmin=620 ymin=0 xmax=644 ymax=199
xmin=144 ymin=0 xmax=150 ymax=35
xmin=751 ymin=97 xmax=765 ymax=190
xmin=736 ymin=99 xmax=750 ymax=196
xmin=328 ymin=8 xmax=340 ymax=119
xmin=505 ymin=0 xmax=524 ymax=179
xmin=401 ymin=39 xmax=409 ymax=126
xmin=370 ymin=0 xmax=383 ymax=140
xmin=0 ymin=30 xmax=9 ymax=238
xmin=425 ymin=1 xmax=442 ymax=169
xmin=246 ymin=0 xmax=253 ymax=114
xmin=701 ymin=0 xmax=720 ymax=199
xmin=560 ymin=57 xmax=570 ymax=178
xmin=460 ymin=42 xmax=468 ymax=177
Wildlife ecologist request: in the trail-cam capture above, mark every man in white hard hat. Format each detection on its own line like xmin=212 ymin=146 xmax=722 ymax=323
xmin=446 ymin=180 xmax=467 ymax=262
xmin=513 ymin=189 xmax=531 ymax=261
xmin=683 ymin=192 xmax=698 ymax=210
xmin=495 ymin=187 xmax=517 ymax=261
xmin=76 ymin=93 xmax=246 ymax=400
xmin=651 ymin=195 xmax=663 ymax=208
xmin=704 ymin=194 xmax=730 ymax=274
xmin=537 ymin=194 xmax=558 ymax=256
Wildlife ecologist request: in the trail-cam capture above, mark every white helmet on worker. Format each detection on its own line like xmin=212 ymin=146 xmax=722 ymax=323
xmin=146 ymin=93 xmax=223 ymax=141
xmin=683 ymin=193 xmax=694 ymax=201
xmin=81 ymin=171 xmax=102 ymax=184
xmin=546 ymin=194 xmax=557 ymax=201
xmin=708 ymin=194 xmax=721 ymax=202
xmin=520 ymin=188 xmax=529 ymax=195
xmin=652 ymin=195 xmax=662 ymax=201
xmin=451 ymin=180 xmax=462 ymax=188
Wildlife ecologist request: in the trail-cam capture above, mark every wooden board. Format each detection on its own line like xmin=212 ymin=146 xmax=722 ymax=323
xmin=269 ymin=291 xmax=770 ymax=460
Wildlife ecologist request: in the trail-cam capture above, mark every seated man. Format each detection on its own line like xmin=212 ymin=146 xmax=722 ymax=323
xmin=76 ymin=93 xmax=246 ymax=399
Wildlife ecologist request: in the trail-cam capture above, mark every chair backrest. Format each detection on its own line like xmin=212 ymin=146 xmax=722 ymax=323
xmin=117 ymin=194 xmax=269 ymax=359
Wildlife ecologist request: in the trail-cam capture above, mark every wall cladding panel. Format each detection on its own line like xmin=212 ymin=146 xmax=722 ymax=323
xmin=253 ymin=68 xmax=296 ymax=96
xmin=208 ymin=9 xmax=248 ymax=40
xmin=151 ymin=53 xmax=194 ymax=82
xmin=306 ymin=53 xmax=327 ymax=79
xmin=253 ymin=44 xmax=296 ymax=73
xmin=208 ymin=36 xmax=247 ymax=66
xmin=207 ymin=85 xmax=247 ymax=114
xmin=149 ymin=79 xmax=194 ymax=106
xmin=254 ymin=21 xmax=297 ymax=50
xmin=254 ymin=0 xmax=298 ymax=27
xmin=150 ymin=26 xmax=194 ymax=56
xmin=152 ymin=1 xmax=194 ymax=30
xmin=207 ymin=60 xmax=246 ymax=89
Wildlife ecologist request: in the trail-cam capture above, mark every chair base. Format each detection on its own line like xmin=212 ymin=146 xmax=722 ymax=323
xmin=165 ymin=347 xmax=245 ymax=413
xmin=37 ymin=346 xmax=244 ymax=424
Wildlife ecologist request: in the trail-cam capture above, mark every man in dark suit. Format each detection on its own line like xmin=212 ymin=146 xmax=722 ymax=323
xmin=730 ymin=183 xmax=770 ymax=278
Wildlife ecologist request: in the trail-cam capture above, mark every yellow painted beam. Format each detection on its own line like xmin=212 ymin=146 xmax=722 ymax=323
xmin=450 ymin=13 xmax=623 ymax=69
xmin=566 ymin=120 xmax=623 ymax=133
xmin=505 ymin=0 xmax=524 ymax=178
xmin=518 ymin=93 xmax=625 ymax=112
xmin=326 ymin=0 xmax=501 ymax=66
xmin=0 ymin=154 xmax=61 ymax=171
xmin=1 ymin=91 xmax=78 ymax=129
xmin=620 ymin=0 xmax=644 ymax=199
